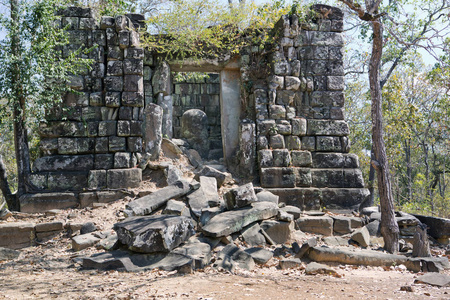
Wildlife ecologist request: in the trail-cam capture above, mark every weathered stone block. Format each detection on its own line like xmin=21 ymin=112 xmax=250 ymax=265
xmin=104 ymin=92 xmax=121 ymax=107
xmin=327 ymin=76 xmax=344 ymax=91
xmin=122 ymin=91 xmax=144 ymax=107
xmin=47 ymin=172 xmax=88 ymax=191
xmin=224 ymin=183 xmax=258 ymax=210
xmin=301 ymin=136 xmax=315 ymax=151
xmin=307 ymin=120 xmax=349 ymax=136
xmin=98 ymin=121 xmax=117 ymax=136
xmin=114 ymin=215 xmax=195 ymax=253
xmin=33 ymin=155 xmax=94 ymax=172
xmin=104 ymin=76 xmax=123 ymax=91
xmin=108 ymin=136 xmax=126 ymax=152
xmin=124 ymin=59 xmax=143 ymax=75
xmin=260 ymin=167 xmax=296 ymax=188
xmin=291 ymin=150 xmax=312 ymax=167
xmin=114 ymin=152 xmax=131 ymax=168
xmin=321 ymin=188 xmax=369 ymax=209
xmin=0 ymin=223 xmax=36 ymax=249
xmin=28 ymin=173 xmax=48 ymax=191
xmin=277 ymin=90 xmax=295 ymax=105
xmin=128 ymin=137 xmax=142 ymax=152
xmin=107 ymin=168 xmax=142 ymax=189
xmin=77 ymin=137 xmax=95 ymax=154
xmin=316 ymin=136 xmax=341 ymax=152
xmin=296 ymin=216 xmax=333 ymax=236
xmin=332 ymin=216 xmax=352 ymax=234
xmin=258 ymin=149 xmax=273 ymax=168
xmin=94 ymin=154 xmax=114 ymax=169
xmin=118 ymin=30 xmax=129 ymax=48
xmin=286 ymin=136 xmax=301 ymax=150
xmin=124 ymin=75 xmax=143 ymax=92
xmin=269 ymin=105 xmax=286 ymax=119
xmin=294 ymin=168 xmax=312 ymax=187
xmin=58 ymin=138 xmax=78 ymax=154
xmin=88 ymin=170 xmax=107 ymax=189
xmin=117 ymin=120 xmax=130 ymax=136
xmin=106 ymin=61 xmax=123 ymax=76
xmin=129 ymin=120 xmax=143 ymax=136
xmin=257 ymin=120 xmax=276 ymax=135
xmin=273 ymin=149 xmax=291 ymax=167
xmin=292 ymin=118 xmax=307 ymax=136
xmin=107 ymin=46 xmax=123 ymax=60
xmin=269 ymin=134 xmax=285 ymax=149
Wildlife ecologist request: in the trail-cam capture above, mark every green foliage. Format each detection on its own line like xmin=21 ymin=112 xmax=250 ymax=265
xmin=68 ymin=0 xmax=131 ymax=17
xmin=142 ymin=0 xmax=311 ymax=61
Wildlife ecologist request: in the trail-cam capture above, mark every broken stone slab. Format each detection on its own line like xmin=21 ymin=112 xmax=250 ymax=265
xmin=280 ymin=205 xmax=301 ymax=219
xmin=82 ymin=250 xmax=194 ymax=273
xmin=413 ymin=214 xmax=450 ymax=240
xmin=72 ymin=232 xmax=101 ymax=251
xmin=96 ymin=232 xmax=119 ymax=251
xmin=80 ymin=222 xmax=97 ymax=234
xmin=277 ymin=210 xmax=294 ymax=222
xmin=202 ymin=202 xmax=278 ymax=237
xmin=295 ymin=237 xmax=317 ymax=259
xmin=164 ymin=164 xmax=184 ymax=186
xmin=161 ymin=138 xmax=183 ymax=159
xmin=171 ymin=240 xmax=211 ymax=269
xmin=255 ymin=190 xmax=279 ymax=205
xmin=224 ymin=183 xmax=258 ymax=210
xmin=124 ymin=180 xmax=193 ymax=216
xmin=163 ymin=200 xmax=190 ymax=216
xmin=195 ymin=165 xmax=232 ymax=188
xmin=307 ymin=246 xmax=450 ymax=272
xmin=244 ymin=247 xmax=273 ymax=265
xmin=279 ymin=258 xmax=305 ymax=270
xmin=199 ymin=207 xmax=222 ymax=226
xmin=414 ymin=273 xmax=450 ymax=287
xmin=296 ymin=216 xmax=333 ymax=236
xmin=35 ymin=221 xmax=64 ymax=233
xmin=260 ymin=220 xmax=294 ymax=245
xmin=241 ymin=223 xmax=266 ymax=246
xmin=360 ymin=206 xmax=378 ymax=216
xmin=114 ymin=215 xmax=195 ymax=253
xmin=323 ymin=236 xmax=349 ymax=247
xmin=331 ymin=216 xmax=352 ymax=235
xmin=365 ymin=220 xmax=381 ymax=237
xmin=351 ymin=227 xmax=370 ymax=247
xmin=0 ymin=247 xmax=21 ymax=260
xmin=214 ymin=244 xmax=255 ymax=272
xmin=19 ymin=192 xmax=78 ymax=213
xmin=305 ymin=262 xmax=340 ymax=276
xmin=187 ymin=176 xmax=220 ymax=217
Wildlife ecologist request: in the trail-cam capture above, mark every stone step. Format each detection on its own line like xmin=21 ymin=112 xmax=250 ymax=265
xmin=266 ymin=187 xmax=369 ymax=210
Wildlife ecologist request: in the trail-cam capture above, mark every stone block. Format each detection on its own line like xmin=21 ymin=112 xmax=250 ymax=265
xmin=332 ymin=216 xmax=352 ymax=234
xmin=118 ymin=30 xmax=129 ymax=48
xmin=106 ymin=61 xmax=123 ymax=76
xmin=94 ymin=154 xmax=114 ymax=169
xmin=321 ymin=188 xmax=369 ymax=209
xmin=104 ymin=92 xmax=121 ymax=107
xmin=351 ymin=227 xmax=370 ymax=247
xmin=117 ymin=120 xmax=131 ymax=136
xmin=292 ymin=118 xmax=307 ymax=136
xmin=273 ymin=149 xmax=291 ymax=167
xmin=294 ymin=168 xmax=312 ymax=187
xmin=276 ymin=120 xmax=292 ymax=135
xmin=77 ymin=137 xmax=95 ymax=154
xmin=260 ymin=167 xmax=296 ymax=188
xmin=316 ymin=136 xmax=341 ymax=152
xmin=91 ymin=63 xmax=105 ymax=78
xmin=286 ymin=136 xmax=301 ymax=150
xmin=285 ymin=76 xmax=301 ymax=91
xmin=107 ymin=168 xmax=142 ymax=189
xmin=122 ymin=91 xmax=144 ymax=107
xmin=88 ymin=170 xmax=107 ymax=189
xmin=19 ymin=192 xmax=78 ymax=213
xmin=269 ymin=134 xmax=285 ymax=149
xmin=258 ymin=149 xmax=273 ymax=168
xmin=301 ymin=136 xmax=315 ymax=151
xmin=307 ymin=120 xmax=349 ymax=136
xmin=47 ymin=172 xmax=88 ymax=191
xmin=124 ymin=59 xmax=143 ymax=75
xmin=124 ymin=75 xmax=143 ymax=92
xmin=257 ymin=120 xmax=276 ymax=135
xmin=129 ymin=120 xmax=143 ymax=136
xmin=0 ymin=223 xmax=36 ymax=249
xmin=257 ymin=136 xmax=269 ymax=150
xmin=296 ymin=216 xmax=333 ymax=236
xmin=277 ymin=90 xmax=295 ymax=105
xmin=98 ymin=121 xmax=117 ymax=136
xmin=58 ymin=138 xmax=78 ymax=154
xmin=291 ymin=150 xmax=312 ymax=167
xmin=224 ymin=183 xmax=258 ymax=210
xmin=327 ymin=76 xmax=344 ymax=91
xmin=114 ymin=152 xmax=131 ymax=168
xmin=104 ymin=76 xmax=123 ymax=91
xmin=108 ymin=136 xmax=126 ymax=152
xmin=107 ymin=46 xmax=123 ymax=60
xmin=33 ymin=155 xmax=94 ymax=172
xmin=269 ymin=105 xmax=286 ymax=119
xmin=128 ymin=137 xmax=142 ymax=152
xmin=125 ymin=47 xmax=144 ymax=59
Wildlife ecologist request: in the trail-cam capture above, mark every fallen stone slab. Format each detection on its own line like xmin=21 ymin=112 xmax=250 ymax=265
xmin=413 ymin=214 xmax=450 ymax=240
xmin=414 ymin=273 xmax=450 ymax=287
xmin=332 ymin=216 xmax=352 ymax=234
xmin=244 ymin=248 xmax=273 ymax=265
xmin=199 ymin=207 xmax=222 ymax=226
xmin=35 ymin=221 xmax=64 ymax=233
xmin=72 ymin=232 xmax=101 ymax=251
xmin=241 ymin=223 xmax=266 ymax=246
xmin=187 ymin=176 xmax=220 ymax=217
xmin=296 ymin=216 xmax=333 ymax=236
xmin=351 ymin=227 xmax=370 ymax=247
xmin=307 ymin=246 xmax=450 ymax=272
xmin=163 ymin=200 xmax=190 ymax=216
xmin=114 ymin=215 xmax=195 ymax=253
xmin=214 ymin=244 xmax=255 ymax=272
xmin=260 ymin=220 xmax=294 ymax=245
xmin=323 ymin=236 xmax=349 ymax=247
xmin=305 ymin=262 xmax=340 ymax=277
xmin=280 ymin=205 xmax=301 ymax=219
xmin=255 ymin=190 xmax=279 ymax=205
xmin=124 ymin=180 xmax=193 ymax=216
xmin=0 ymin=222 xmax=36 ymax=249
xmin=224 ymin=183 xmax=258 ymax=210
xmin=279 ymin=258 xmax=305 ymax=270
xmin=202 ymin=202 xmax=278 ymax=237
xmin=172 ymin=240 xmax=211 ymax=269
xmin=82 ymin=250 xmax=194 ymax=273
xmin=97 ymin=232 xmax=119 ymax=251
xmin=295 ymin=237 xmax=317 ymax=259
xmin=277 ymin=210 xmax=294 ymax=222
xmin=80 ymin=222 xmax=97 ymax=234
xmin=195 ymin=165 xmax=232 ymax=188
xmin=0 ymin=247 xmax=21 ymax=260
xmin=164 ymin=165 xmax=184 ymax=186
xmin=365 ymin=220 xmax=381 ymax=237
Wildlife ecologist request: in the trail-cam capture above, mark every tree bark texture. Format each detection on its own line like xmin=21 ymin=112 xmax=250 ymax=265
xmin=11 ymin=0 xmax=31 ymax=209
xmin=369 ymin=20 xmax=399 ymax=254
xmin=0 ymin=154 xmax=15 ymax=210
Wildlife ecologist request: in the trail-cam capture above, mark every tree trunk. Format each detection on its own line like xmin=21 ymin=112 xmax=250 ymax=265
xmin=359 ymin=147 xmax=375 ymax=211
xmin=369 ymin=20 xmax=399 ymax=254
xmin=405 ymin=139 xmax=412 ymax=203
xmin=0 ymin=155 xmax=16 ymax=210
xmin=412 ymin=223 xmax=431 ymax=257
xmin=10 ymin=0 xmax=31 ymax=210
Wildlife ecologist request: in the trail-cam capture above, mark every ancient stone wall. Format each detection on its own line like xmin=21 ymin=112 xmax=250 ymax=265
xmin=21 ymin=4 xmax=369 ymax=212
xmin=172 ymin=74 xmax=223 ymax=160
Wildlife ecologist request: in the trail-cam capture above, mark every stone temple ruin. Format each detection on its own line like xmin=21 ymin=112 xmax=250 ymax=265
xmin=19 ymin=4 xmax=368 ymax=213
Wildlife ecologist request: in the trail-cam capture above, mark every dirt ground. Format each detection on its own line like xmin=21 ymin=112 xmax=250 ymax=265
xmin=1 ymin=199 xmax=449 ymax=300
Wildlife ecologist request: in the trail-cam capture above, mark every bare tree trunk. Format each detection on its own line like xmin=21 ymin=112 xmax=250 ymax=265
xmin=405 ymin=139 xmax=412 ymax=203
xmin=359 ymin=147 xmax=375 ymax=211
xmin=369 ymin=20 xmax=399 ymax=254
xmin=412 ymin=224 xmax=431 ymax=257
xmin=10 ymin=0 xmax=31 ymax=210
xmin=0 ymin=155 xmax=15 ymax=209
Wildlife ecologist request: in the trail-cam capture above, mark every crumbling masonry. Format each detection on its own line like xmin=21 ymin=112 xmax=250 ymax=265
xmin=20 ymin=5 xmax=369 ymax=212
